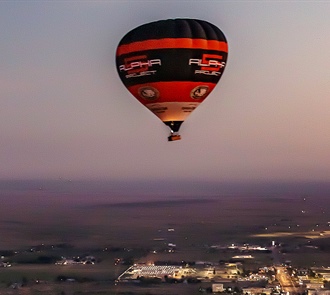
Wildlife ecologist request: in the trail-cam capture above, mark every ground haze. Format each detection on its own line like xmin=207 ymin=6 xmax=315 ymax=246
xmin=0 ymin=180 xmax=329 ymax=255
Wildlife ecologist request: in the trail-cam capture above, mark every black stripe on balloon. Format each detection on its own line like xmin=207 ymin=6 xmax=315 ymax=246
xmin=118 ymin=19 xmax=226 ymax=46
xmin=116 ymin=48 xmax=228 ymax=87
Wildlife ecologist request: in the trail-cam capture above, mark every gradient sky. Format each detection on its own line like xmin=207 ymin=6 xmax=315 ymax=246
xmin=1 ymin=1 xmax=330 ymax=183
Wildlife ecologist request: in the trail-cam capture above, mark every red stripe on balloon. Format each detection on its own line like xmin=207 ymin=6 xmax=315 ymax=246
xmin=117 ymin=38 xmax=228 ymax=56
xmin=127 ymin=81 xmax=218 ymax=105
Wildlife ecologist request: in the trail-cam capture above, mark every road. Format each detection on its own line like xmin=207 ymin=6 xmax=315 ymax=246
xmin=272 ymin=246 xmax=298 ymax=294
xmin=275 ymin=266 xmax=298 ymax=294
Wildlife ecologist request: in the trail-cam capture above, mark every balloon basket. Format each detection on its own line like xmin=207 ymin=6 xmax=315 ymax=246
xmin=168 ymin=135 xmax=181 ymax=141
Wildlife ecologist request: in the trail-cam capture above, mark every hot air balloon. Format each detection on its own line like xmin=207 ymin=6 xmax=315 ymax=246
xmin=116 ymin=18 xmax=228 ymax=141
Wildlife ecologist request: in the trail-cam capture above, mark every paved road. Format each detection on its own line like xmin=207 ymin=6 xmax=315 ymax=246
xmin=271 ymin=247 xmax=298 ymax=294
xmin=276 ymin=266 xmax=298 ymax=294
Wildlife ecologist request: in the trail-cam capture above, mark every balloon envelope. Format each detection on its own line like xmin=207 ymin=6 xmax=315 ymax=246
xmin=116 ymin=18 xmax=228 ymax=140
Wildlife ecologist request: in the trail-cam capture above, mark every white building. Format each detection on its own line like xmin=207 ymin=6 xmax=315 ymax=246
xmin=242 ymin=287 xmax=272 ymax=295
xmin=212 ymin=283 xmax=224 ymax=293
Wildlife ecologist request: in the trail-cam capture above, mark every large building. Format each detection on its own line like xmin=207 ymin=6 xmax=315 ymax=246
xmin=118 ymin=264 xmax=184 ymax=281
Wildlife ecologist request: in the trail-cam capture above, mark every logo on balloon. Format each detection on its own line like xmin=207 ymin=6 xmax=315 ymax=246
xmin=148 ymin=104 xmax=167 ymax=114
xmin=191 ymin=85 xmax=209 ymax=99
xmin=189 ymin=54 xmax=225 ymax=76
xmin=119 ymin=55 xmax=161 ymax=79
xmin=138 ymin=86 xmax=159 ymax=101
xmin=182 ymin=103 xmax=198 ymax=113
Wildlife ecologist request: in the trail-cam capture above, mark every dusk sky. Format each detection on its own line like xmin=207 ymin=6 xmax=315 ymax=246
xmin=2 ymin=1 xmax=330 ymax=183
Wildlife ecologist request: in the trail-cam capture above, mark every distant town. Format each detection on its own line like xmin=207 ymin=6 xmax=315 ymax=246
xmin=1 ymin=238 xmax=330 ymax=295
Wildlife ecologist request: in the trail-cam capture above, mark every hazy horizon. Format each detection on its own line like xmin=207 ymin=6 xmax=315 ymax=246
xmin=1 ymin=179 xmax=330 ymax=202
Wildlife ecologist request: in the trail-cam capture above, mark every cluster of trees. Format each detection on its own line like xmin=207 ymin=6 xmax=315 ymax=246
xmin=14 ymin=255 xmax=61 ymax=264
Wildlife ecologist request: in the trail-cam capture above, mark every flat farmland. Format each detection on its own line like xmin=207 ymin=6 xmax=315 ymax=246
xmin=0 ymin=191 xmax=329 ymax=250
